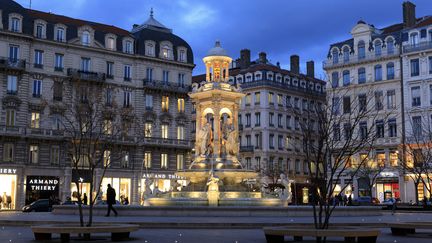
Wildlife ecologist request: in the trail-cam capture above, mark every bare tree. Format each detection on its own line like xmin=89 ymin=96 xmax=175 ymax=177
xmin=60 ymin=80 xmax=140 ymax=227
xmin=349 ymin=162 xmax=385 ymax=199
xmin=295 ymin=85 xmax=395 ymax=230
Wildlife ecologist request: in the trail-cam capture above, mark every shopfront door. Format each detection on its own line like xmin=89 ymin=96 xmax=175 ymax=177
xmin=25 ymin=176 xmax=60 ymax=205
xmin=0 ymin=168 xmax=17 ymax=210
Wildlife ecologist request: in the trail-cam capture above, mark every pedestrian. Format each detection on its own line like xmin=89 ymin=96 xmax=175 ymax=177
xmin=337 ymin=194 xmax=343 ymax=206
xmin=391 ymin=197 xmax=397 ymax=215
xmin=105 ymin=184 xmax=118 ymax=217
xmin=83 ymin=193 xmax=88 ymax=205
xmin=348 ymin=195 xmax=352 ymax=206
xmin=343 ymin=194 xmax=348 ymax=206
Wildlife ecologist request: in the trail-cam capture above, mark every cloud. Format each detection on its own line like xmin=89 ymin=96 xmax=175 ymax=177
xmin=181 ymin=4 xmax=217 ymax=27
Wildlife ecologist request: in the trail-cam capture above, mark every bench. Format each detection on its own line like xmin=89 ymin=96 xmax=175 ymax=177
xmin=31 ymin=224 xmax=139 ymax=243
xmin=389 ymin=222 xmax=432 ymax=236
xmin=263 ymin=226 xmax=380 ymax=243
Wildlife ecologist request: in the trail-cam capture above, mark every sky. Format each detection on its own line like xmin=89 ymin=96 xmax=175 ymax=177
xmin=16 ymin=0 xmax=432 ymax=79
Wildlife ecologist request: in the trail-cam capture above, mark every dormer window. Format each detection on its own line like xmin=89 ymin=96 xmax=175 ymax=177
xmin=56 ymin=27 xmax=65 ymax=42
xmin=179 ymin=50 xmax=185 ymax=62
xmin=147 ymin=43 xmax=154 ymax=56
xmin=82 ymin=31 xmax=90 ymax=46
xmin=36 ymin=24 xmax=44 ymax=38
xmin=387 ymin=38 xmax=394 ymax=54
xmin=410 ymin=32 xmax=419 ymax=46
xmin=162 ymin=45 xmax=170 ymax=59
xmin=10 ymin=17 xmax=20 ymax=32
xmin=374 ymin=40 xmax=382 ymax=57
xmin=125 ymin=41 xmax=133 ymax=54
xmin=107 ymin=37 xmax=115 ymax=50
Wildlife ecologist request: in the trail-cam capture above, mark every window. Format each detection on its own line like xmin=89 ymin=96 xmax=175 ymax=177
xmin=343 ymin=47 xmax=350 ymax=63
xmin=179 ymin=50 xmax=186 ymax=62
xmin=177 ymin=154 xmax=184 ymax=170
xmin=303 ymin=161 xmax=309 ymax=175
xmin=178 ymin=73 xmax=185 ymax=87
xmin=388 ymin=118 xmax=397 ymax=137
xmin=376 ymin=120 xmax=384 ymax=138
xmin=342 ymin=70 xmax=350 ymax=86
xmin=123 ymin=91 xmax=131 ymax=108
xmin=286 ymin=115 xmax=291 ymax=129
xmin=32 ymin=80 xmax=42 ymax=97
xmin=162 ymin=45 xmax=170 ymax=59
xmin=376 ymin=152 xmax=386 ymax=167
xmin=333 ymin=124 xmax=340 ymax=141
xmin=106 ymin=62 xmax=114 ymax=78
xmin=246 ymin=113 xmax=251 ymax=127
xmin=295 ymin=160 xmax=301 ymax=174
xmin=278 ymin=135 xmax=283 ymax=149
xmin=429 ymin=56 xmax=432 ymax=74
xmin=294 ymin=98 xmax=299 ymax=109
xmin=162 ymin=96 xmax=169 ymax=112
xmin=269 ymin=113 xmax=274 ymax=127
xmin=387 ymin=90 xmax=396 ymax=109
xmin=375 ymin=91 xmax=383 ymax=110
xmin=358 ymin=41 xmax=365 ymax=59
xmin=49 ymin=146 xmax=60 ymax=165
xmin=121 ymin=151 xmax=129 ymax=168
xmin=177 ymin=98 xmax=185 ymax=112
xmin=374 ymin=65 xmax=382 ymax=81
xmin=302 ymin=99 xmax=308 ymax=111
xmin=412 ymin=116 xmax=422 ymax=138
xmin=146 ymin=43 xmax=154 ymax=56
xmin=107 ymin=37 xmax=115 ymax=50
xmin=389 ymin=151 xmax=398 ymax=166
xmin=269 ymin=134 xmax=274 ymax=149
xmin=245 ymin=94 xmax=251 ymax=105
xmin=268 ymin=92 xmax=274 ymax=104
xmin=255 ymin=134 xmax=261 ymax=149
xmin=36 ymin=24 xmax=44 ymax=38
xmin=163 ymin=70 xmax=169 ymax=83
xmin=255 ymin=92 xmax=261 ymax=104
xmin=245 ymin=158 xmax=252 ymax=170
xmin=145 ymin=95 xmax=153 ymax=109
xmin=358 ymin=94 xmax=367 ymax=112
xmin=52 ymin=115 xmax=62 ymax=130
xmin=343 ymin=123 xmax=352 ymax=140
xmin=7 ymin=75 xmax=17 ymax=94
xmin=360 ymin=121 xmax=368 ymax=139
xmin=387 ymin=39 xmax=394 ymax=54
xmin=29 ymin=145 xmax=39 ymax=164
xmin=55 ymin=54 xmax=64 ymax=71
xmin=343 ymin=96 xmax=351 ymax=114
xmin=3 ymin=143 xmax=14 ymax=162
xmin=332 ymin=97 xmax=340 ymax=115
xmin=144 ymin=152 xmax=152 ymax=168
xmin=81 ymin=58 xmax=91 ymax=72
xmin=277 ymin=94 xmax=283 ymax=106
xmin=125 ymin=41 xmax=133 ymax=54
xmin=30 ymin=112 xmax=40 ymax=128
xmin=430 ymin=85 xmax=432 ymax=105
xmin=411 ymin=86 xmax=421 ymax=107
xmin=331 ymin=72 xmax=339 ymax=88
xmin=255 ymin=112 xmax=261 ymax=126
xmin=161 ymin=124 xmax=169 ymax=139
xmin=11 ymin=17 xmax=20 ymax=32
xmin=144 ymin=123 xmax=153 ymax=137
xmin=177 ymin=126 xmax=184 ymax=140
xmin=278 ymin=114 xmax=283 ymax=128
xmin=124 ymin=65 xmax=131 ymax=81
xmin=34 ymin=50 xmax=43 ymax=68
xmin=246 ymin=135 xmax=251 ymax=146
xmin=103 ymin=150 xmax=111 ymax=167
xmin=52 ymin=82 xmax=63 ymax=101
xmin=374 ymin=41 xmax=382 ymax=57
xmin=161 ymin=153 xmax=168 ymax=169
xmin=411 ymin=59 xmax=420 ymax=76
xmin=410 ymin=32 xmax=419 ymax=46
xmin=332 ymin=49 xmax=339 ymax=64
xmin=82 ymin=31 xmax=90 ymax=46
xmin=9 ymin=45 xmax=19 ymax=61
xmin=294 ymin=117 xmax=299 ymax=130
xmin=56 ymin=27 xmax=65 ymax=42
xmin=103 ymin=119 xmax=112 ymax=134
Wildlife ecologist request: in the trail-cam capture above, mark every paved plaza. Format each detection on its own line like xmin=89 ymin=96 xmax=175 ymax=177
xmin=1 ymin=211 xmax=432 ymax=242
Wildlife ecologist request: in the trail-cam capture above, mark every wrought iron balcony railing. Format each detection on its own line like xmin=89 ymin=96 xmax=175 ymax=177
xmin=403 ymin=41 xmax=432 ymax=53
xmin=67 ymin=68 xmax=106 ymax=83
xmin=143 ymin=79 xmax=191 ymax=93
xmin=0 ymin=57 xmax=26 ymax=71
xmin=322 ymin=50 xmax=400 ymax=69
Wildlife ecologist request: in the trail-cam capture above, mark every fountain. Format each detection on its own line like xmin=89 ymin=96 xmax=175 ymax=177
xmin=146 ymin=41 xmax=290 ymax=207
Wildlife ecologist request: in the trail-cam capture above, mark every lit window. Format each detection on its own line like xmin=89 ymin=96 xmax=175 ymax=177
xmin=177 ymin=98 xmax=185 ymax=112
xmin=103 ymin=150 xmax=111 ymax=167
xmin=31 ymin=112 xmax=40 ymax=128
xmin=29 ymin=145 xmax=39 ymax=164
xmin=161 ymin=124 xmax=169 ymax=139
xmin=103 ymin=119 xmax=112 ymax=134
xmin=161 ymin=153 xmax=168 ymax=169
xmin=144 ymin=123 xmax=153 ymax=137
xmin=144 ymin=152 xmax=152 ymax=168
xmin=177 ymin=154 xmax=184 ymax=170
xmin=162 ymin=45 xmax=170 ymax=58
xmin=255 ymin=92 xmax=260 ymax=104
xmin=177 ymin=126 xmax=184 ymax=140
xmin=268 ymin=92 xmax=273 ymax=104
xmin=162 ymin=96 xmax=169 ymax=112
xmin=121 ymin=151 xmax=129 ymax=168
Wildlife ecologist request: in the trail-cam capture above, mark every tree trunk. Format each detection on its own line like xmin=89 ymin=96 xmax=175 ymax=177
xmin=414 ymin=181 xmax=419 ymax=205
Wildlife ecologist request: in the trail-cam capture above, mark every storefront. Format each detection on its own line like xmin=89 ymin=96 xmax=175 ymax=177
xmin=25 ymin=176 xmax=59 ymax=205
xmin=70 ymin=169 xmax=93 ymax=202
xmin=0 ymin=168 xmax=17 ymax=210
xmin=140 ymin=173 xmax=186 ymax=205
xmin=101 ymin=177 xmax=131 ymax=204
xmin=376 ymin=171 xmax=400 ymax=202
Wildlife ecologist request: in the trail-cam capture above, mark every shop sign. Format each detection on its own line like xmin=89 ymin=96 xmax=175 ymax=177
xmin=142 ymin=173 xmax=185 ymax=180
xmin=379 ymin=171 xmax=398 ymax=178
xmin=27 ymin=176 xmax=59 ymax=191
xmin=0 ymin=168 xmax=17 ymax=174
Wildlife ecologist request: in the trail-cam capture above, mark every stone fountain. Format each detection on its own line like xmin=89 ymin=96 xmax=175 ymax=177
xmin=146 ymin=41 xmax=290 ymax=207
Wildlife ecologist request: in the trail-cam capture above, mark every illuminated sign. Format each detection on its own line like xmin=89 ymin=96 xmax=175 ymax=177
xmin=26 ymin=176 xmax=59 ymax=191
xmin=142 ymin=173 xmax=185 ymax=180
xmin=0 ymin=168 xmax=17 ymax=174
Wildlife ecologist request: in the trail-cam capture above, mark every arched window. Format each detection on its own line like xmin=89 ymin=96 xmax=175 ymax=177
xmin=56 ymin=27 xmax=65 ymax=42
xmin=179 ymin=50 xmax=186 ymax=62
xmin=343 ymin=70 xmax=350 ymax=86
xmin=331 ymin=72 xmax=339 ymax=88
xmin=374 ymin=40 xmax=382 ymax=57
xmin=358 ymin=68 xmax=366 ymax=84
xmin=82 ymin=31 xmax=90 ymax=46
xmin=11 ymin=17 xmax=20 ymax=32
xmin=343 ymin=47 xmax=350 ymax=63
xmin=146 ymin=43 xmax=154 ymax=56
xmin=125 ymin=40 xmax=133 ymax=54
xmin=358 ymin=41 xmax=365 ymax=60
xmin=374 ymin=64 xmax=382 ymax=81
xmin=162 ymin=45 xmax=170 ymax=59
xmin=386 ymin=62 xmax=395 ymax=80
xmin=107 ymin=37 xmax=115 ymax=50
xmin=387 ymin=38 xmax=394 ymax=54
xmin=332 ymin=49 xmax=339 ymax=64
xmin=410 ymin=33 xmax=419 ymax=46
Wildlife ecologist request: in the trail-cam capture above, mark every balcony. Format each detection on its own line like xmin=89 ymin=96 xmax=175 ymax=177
xmin=403 ymin=41 xmax=432 ymax=53
xmin=240 ymin=146 xmax=254 ymax=152
xmin=143 ymin=137 xmax=191 ymax=148
xmin=143 ymin=79 xmax=191 ymax=94
xmin=322 ymin=50 xmax=400 ymax=69
xmin=67 ymin=68 xmax=106 ymax=83
xmin=0 ymin=57 xmax=26 ymax=71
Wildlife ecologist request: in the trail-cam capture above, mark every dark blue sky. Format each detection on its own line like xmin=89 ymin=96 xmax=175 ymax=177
xmin=17 ymin=0 xmax=432 ymax=79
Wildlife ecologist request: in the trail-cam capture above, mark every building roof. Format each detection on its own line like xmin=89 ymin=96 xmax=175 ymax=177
xmin=131 ymin=8 xmax=172 ymax=34
xmin=206 ymin=41 xmax=229 ymax=57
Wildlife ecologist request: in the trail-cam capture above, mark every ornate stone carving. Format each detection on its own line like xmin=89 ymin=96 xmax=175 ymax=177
xmin=2 ymin=95 xmax=22 ymax=109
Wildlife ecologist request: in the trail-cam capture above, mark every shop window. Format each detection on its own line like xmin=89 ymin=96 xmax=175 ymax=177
xmin=104 ymin=150 xmax=111 ymax=167
xmin=161 ymin=153 xmax=168 ymax=169
xmin=51 ymin=146 xmax=60 ymax=165
xmin=144 ymin=152 xmax=152 ymax=168
xmin=144 ymin=123 xmax=153 ymax=137
xmin=3 ymin=143 xmax=14 ymax=162
xmin=29 ymin=145 xmax=39 ymax=164
xmin=0 ymin=174 xmax=17 ymax=209
xmin=177 ymin=154 xmax=184 ymax=170
xmin=161 ymin=124 xmax=169 ymax=139
xmin=302 ymin=187 xmax=309 ymax=204
xmin=101 ymin=178 xmax=130 ymax=204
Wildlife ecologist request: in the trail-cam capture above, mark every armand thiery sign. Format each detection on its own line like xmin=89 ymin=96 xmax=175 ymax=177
xmin=26 ymin=176 xmax=59 ymax=191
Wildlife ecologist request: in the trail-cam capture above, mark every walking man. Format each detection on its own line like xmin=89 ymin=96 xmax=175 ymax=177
xmin=105 ymin=184 xmax=118 ymax=217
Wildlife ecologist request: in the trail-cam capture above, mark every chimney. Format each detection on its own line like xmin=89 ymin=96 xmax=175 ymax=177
xmin=403 ymin=1 xmax=416 ymax=28
xmin=290 ymin=55 xmax=299 ymax=74
xmin=259 ymin=52 xmax=267 ymax=64
xmin=306 ymin=61 xmax=315 ymax=78
xmin=240 ymin=49 xmax=251 ymax=69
